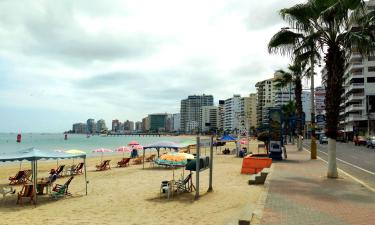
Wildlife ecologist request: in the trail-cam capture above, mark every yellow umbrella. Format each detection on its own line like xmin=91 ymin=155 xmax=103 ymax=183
xmin=65 ymin=149 xmax=86 ymax=164
xmin=65 ymin=149 xmax=86 ymax=154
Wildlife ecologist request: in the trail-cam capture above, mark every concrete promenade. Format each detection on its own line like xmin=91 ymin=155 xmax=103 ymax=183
xmin=259 ymin=144 xmax=375 ymax=225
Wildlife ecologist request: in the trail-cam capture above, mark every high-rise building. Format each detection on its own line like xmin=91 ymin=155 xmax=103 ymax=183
xmin=86 ymin=118 xmax=96 ymax=134
xmin=223 ymin=95 xmax=242 ymax=132
xmin=248 ymin=93 xmax=257 ymax=129
xmin=180 ymin=94 xmax=214 ymax=133
xmin=148 ymin=113 xmax=168 ymax=132
xmin=218 ymin=100 xmax=225 ymax=131
xmin=256 ymin=77 xmax=276 ymax=126
xmin=135 ymin=121 xmax=142 ymax=131
xmin=171 ymin=113 xmax=181 ymax=132
xmin=123 ymin=120 xmax=134 ymax=132
xmin=340 ymin=0 xmax=375 ymax=136
xmin=142 ymin=117 xmax=150 ymax=131
xmin=199 ymin=106 xmax=219 ymax=133
xmin=112 ymin=119 xmax=120 ymax=132
xmin=96 ymin=119 xmax=107 ymax=133
xmin=72 ymin=123 xmax=87 ymax=134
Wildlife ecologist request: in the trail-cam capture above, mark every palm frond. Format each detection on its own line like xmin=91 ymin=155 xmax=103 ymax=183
xmin=268 ymin=29 xmax=304 ymax=55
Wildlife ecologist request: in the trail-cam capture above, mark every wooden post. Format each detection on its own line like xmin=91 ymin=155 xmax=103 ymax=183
xmin=208 ymin=135 xmax=213 ymax=192
xmin=195 ymin=136 xmax=200 ymax=200
xmin=84 ymin=157 xmax=88 ymax=195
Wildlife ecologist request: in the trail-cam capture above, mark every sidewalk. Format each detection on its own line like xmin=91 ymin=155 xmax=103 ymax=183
xmin=259 ymin=144 xmax=375 ymax=225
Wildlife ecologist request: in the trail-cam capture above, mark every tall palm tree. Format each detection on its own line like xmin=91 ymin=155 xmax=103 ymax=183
xmin=277 ymin=0 xmax=374 ymax=178
xmin=281 ymin=101 xmax=297 ymax=143
xmin=274 ymin=62 xmax=305 ymax=149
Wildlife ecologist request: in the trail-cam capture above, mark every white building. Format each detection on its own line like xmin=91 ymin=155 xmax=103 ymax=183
xmin=200 ymin=106 xmax=219 ymax=133
xmin=339 ymin=0 xmax=375 ymax=136
xmin=223 ymin=95 xmax=243 ymax=132
xmin=171 ymin=113 xmax=181 ymax=132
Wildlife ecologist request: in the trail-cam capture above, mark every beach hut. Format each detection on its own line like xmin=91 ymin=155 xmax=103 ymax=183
xmin=0 ymin=147 xmax=87 ymax=205
xmin=142 ymin=141 xmax=182 ymax=169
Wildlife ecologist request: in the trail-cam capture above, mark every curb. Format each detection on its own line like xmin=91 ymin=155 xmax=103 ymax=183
xmin=248 ymin=164 xmax=274 ymax=225
xmin=302 ymin=147 xmax=375 ymax=193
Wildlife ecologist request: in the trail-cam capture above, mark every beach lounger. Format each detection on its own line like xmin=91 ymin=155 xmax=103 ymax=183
xmin=9 ymin=170 xmax=26 ymax=185
xmin=175 ymin=173 xmax=195 ymax=193
xmin=73 ymin=162 xmax=84 ymax=175
xmin=145 ymin=154 xmax=156 ymax=162
xmin=117 ymin=158 xmax=130 ymax=167
xmin=51 ymin=176 xmax=74 ymax=198
xmin=17 ymin=184 xmax=35 ymax=205
xmin=24 ymin=169 xmax=32 ymax=182
xmin=96 ymin=160 xmax=111 ymax=171
xmin=132 ymin=157 xmax=143 ymax=165
xmin=55 ymin=165 xmax=65 ymax=177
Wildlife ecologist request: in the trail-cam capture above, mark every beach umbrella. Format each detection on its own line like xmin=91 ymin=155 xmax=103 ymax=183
xmin=92 ymin=148 xmax=113 ymax=162
xmin=128 ymin=140 xmax=139 ymax=146
xmin=116 ymin=146 xmax=132 ymax=157
xmin=133 ymin=145 xmax=143 ymax=150
xmin=158 ymin=153 xmax=187 ymax=180
xmin=176 ymin=152 xmax=195 ymax=160
xmin=54 ymin=150 xmax=64 ymax=167
xmin=65 ymin=149 xmax=86 ymax=164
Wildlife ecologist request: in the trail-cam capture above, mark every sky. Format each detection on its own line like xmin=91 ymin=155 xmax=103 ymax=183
xmin=0 ymin=0 xmax=320 ymax=133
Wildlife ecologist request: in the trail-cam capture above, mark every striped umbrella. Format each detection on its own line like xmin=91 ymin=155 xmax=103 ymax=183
xmin=116 ymin=146 xmax=132 ymax=157
xmin=92 ymin=148 xmax=113 ymax=162
xmin=128 ymin=140 xmax=139 ymax=146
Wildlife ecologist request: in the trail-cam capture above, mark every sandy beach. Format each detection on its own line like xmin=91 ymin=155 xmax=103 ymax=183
xmin=0 ymin=141 xmax=265 ymax=225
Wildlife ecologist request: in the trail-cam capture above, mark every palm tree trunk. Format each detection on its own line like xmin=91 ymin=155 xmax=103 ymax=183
xmin=294 ymin=77 xmax=303 ymax=150
xmin=310 ymin=54 xmax=317 ymax=159
xmin=325 ymin=45 xmax=345 ymax=178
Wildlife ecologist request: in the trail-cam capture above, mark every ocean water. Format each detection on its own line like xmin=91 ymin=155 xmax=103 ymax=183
xmin=0 ymin=133 xmax=194 ymax=156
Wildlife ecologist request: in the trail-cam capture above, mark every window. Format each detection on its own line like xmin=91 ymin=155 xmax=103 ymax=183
xmin=369 ymin=56 xmax=375 ymax=61
xmin=367 ymin=77 xmax=375 ymax=83
xmin=369 ymin=67 xmax=375 ymax=72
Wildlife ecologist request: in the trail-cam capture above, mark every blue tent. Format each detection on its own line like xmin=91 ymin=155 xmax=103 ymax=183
xmin=218 ymin=135 xmax=237 ymax=142
xmin=0 ymin=147 xmax=87 ymax=204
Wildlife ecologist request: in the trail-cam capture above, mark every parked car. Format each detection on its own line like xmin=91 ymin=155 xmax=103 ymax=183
xmin=319 ymin=134 xmax=328 ymax=144
xmin=354 ymin=136 xmax=367 ymax=146
xmin=366 ymin=136 xmax=375 ymax=148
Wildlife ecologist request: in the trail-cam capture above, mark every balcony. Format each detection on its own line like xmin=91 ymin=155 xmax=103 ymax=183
xmin=345 ymin=103 xmax=365 ymax=112
xmin=347 ymin=93 xmax=365 ymax=102
xmin=349 ymin=82 xmax=365 ymax=90
xmin=346 ymin=72 xmax=364 ymax=81
xmin=345 ymin=114 xmax=367 ymax=122
xmin=345 ymin=62 xmax=364 ymax=74
xmin=348 ymin=53 xmax=362 ymax=62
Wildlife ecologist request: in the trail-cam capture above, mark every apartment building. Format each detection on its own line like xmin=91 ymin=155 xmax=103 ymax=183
xmin=199 ymin=106 xmax=219 ymax=133
xmin=180 ymin=94 xmax=214 ymax=133
xmin=340 ymin=0 xmax=375 ymax=136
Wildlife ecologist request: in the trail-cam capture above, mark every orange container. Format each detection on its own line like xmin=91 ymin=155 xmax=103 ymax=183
xmin=241 ymin=155 xmax=272 ymax=174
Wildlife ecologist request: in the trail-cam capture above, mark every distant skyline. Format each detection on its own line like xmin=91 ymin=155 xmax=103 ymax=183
xmin=0 ymin=0 xmax=320 ymax=132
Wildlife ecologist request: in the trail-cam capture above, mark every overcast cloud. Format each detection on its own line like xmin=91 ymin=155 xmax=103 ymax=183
xmin=0 ymin=0 xmax=315 ymax=132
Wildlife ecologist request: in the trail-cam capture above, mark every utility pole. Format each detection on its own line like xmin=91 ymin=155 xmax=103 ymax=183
xmin=310 ymin=55 xmax=317 ymax=159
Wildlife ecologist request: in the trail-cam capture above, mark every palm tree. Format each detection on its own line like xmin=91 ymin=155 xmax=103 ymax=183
xmin=281 ymin=101 xmax=297 ymax=143
xmin=276 ymin=0 xmax=374 ymax=178
xmin=274 ymin=62 xmax=305 ymax=150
